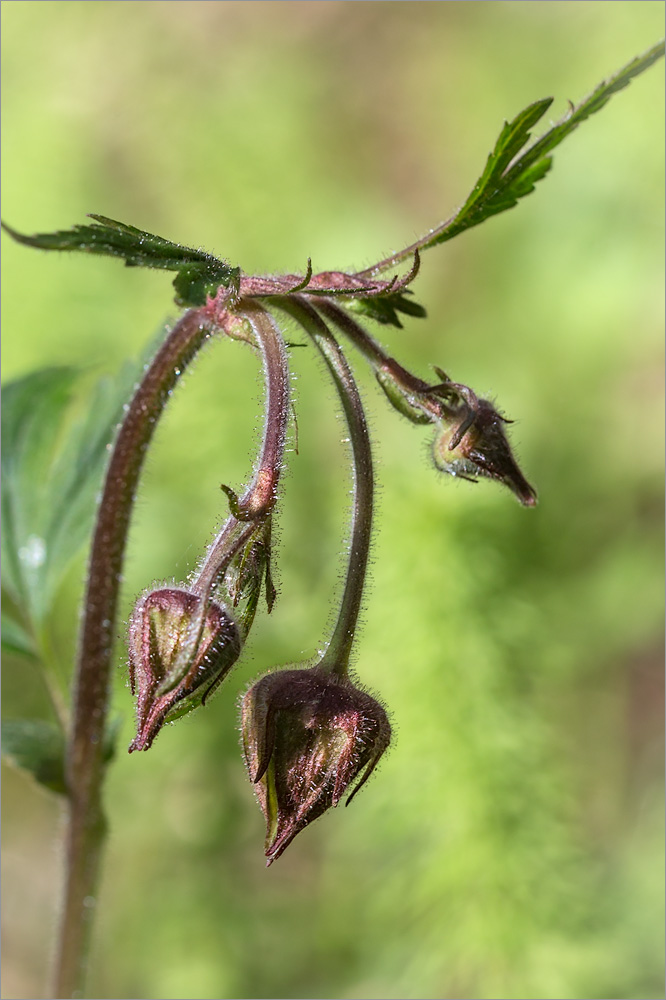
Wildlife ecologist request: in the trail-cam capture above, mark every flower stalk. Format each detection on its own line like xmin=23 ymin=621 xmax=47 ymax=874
xmin=241 ymin=299 xmax=390 ymax=863
xmin=192 ymin=304 xmax=290 ymax=599
xmin=318 ymin=300 xmax=537 ymax=506
xmin=275 ymin=296 xmax=373 ymax=677
xmin=127 ymin=302 xmax=290 ymax=752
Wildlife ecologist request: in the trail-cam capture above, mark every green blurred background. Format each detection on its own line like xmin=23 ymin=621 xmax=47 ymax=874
xmin=2 ymin=3 xmax=664 ymax=998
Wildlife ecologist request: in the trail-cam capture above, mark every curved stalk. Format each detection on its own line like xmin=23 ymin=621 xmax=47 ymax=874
xmin=192 ymin=304 xmax=290 ymax=599
xmin=319 ymin=300 xmax=538 ymax=506
xmin=55 ymin=307 xmax=216 ymax=999
xmin=315 ymin=299 xmax=444 ymax=421
xmin=274 ymin=296 xmax=373 ymax=677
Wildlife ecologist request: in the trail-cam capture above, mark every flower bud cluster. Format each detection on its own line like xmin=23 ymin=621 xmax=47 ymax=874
xmin=125 ymin=288 xmax=535 ymax=864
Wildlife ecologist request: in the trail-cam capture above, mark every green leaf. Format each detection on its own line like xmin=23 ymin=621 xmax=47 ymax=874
xmin=452 ymin=98 xmax=554 ymax=228
xmin=2 ymin=367 xmax=79 ymax=617
xmin=499 ymin=41 xmax=666 ymax=194
xmin=423 ymin=41 xmax=665 ymax=249
xmin=346 ymin=292 xmax=427 ymax=328
xmin=1 ymin=718 xmax=66 ymax=794
xmin=364 ymin=41 xmax=664 ymax=273
xmin=1 ymin=214 xmax=241 ymax=306
xmin=1 ymin=613 xmax=37 ymax=657
xmin=1 ymin=360 xmax=139 ymax=630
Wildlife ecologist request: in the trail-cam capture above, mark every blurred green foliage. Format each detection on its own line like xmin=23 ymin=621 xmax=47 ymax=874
xmin=1 ymin=3 xmax=663 ymax=999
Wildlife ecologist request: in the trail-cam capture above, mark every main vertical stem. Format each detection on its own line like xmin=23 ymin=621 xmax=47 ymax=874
xmin=274 ymin=297 xmax=373 ymax=677
xmin=54 ymin=308 xmax=214 ymax=999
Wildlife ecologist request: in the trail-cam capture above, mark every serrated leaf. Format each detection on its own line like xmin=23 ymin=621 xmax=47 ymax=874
xmin=363 ymin=41 xmax=664 ymax=274
xmin=1 ymin=214 xmax=241 ymax=307
xmin=500 ymin=41 xmax=666 ymax=192
xmin=426 ymin=42 xmax=665 ymax=248
xmin=1 ymin=718 xmax=66 ymax=794
xmin=455 ymin=98 xmax=553 ymax=224
xmin=1 ymin=360 xmax=139 ymax=630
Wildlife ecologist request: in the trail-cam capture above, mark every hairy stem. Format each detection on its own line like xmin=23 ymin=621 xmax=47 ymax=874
xmin=354 ymin=229 xmax=440 ymax=278
xmin=54 ymin=307 xmax=216 ymax=999
xmin=192 ymin=304 xmax=290 ymax=600
xmin=316 ymin=300 xmax=442 ymax=415
xmin=275 ymin=297 xmax=373 ymax=677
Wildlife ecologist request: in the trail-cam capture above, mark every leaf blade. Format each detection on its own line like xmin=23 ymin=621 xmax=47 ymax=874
xmin=1 ymin=612 xmax=37 ymax=657
xmin=1 ymin=718 xmax=66 ymax=794
xmin=1 ymin=215 xmax=241 ymax=306
xmin=1 ymin=358 xmax=139 ymax=630
xmin=502 ymin=39 xmax=666 ymax=189
xmin=362 ymin=41 xmax=664 ymax=274
xmin=1 ymin=368 xmax=80 ymax=611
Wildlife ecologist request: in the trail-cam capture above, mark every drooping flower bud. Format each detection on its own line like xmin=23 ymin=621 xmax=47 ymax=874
xmin=431 ymin=379 xmax=537 ymax=506
xmin=128 ymin=587 xmax=241 ymax=752
xmin=371 ymin=360 xmax=536 ymax=505
xmin=241 ymin=667 xmax=391 ymax=865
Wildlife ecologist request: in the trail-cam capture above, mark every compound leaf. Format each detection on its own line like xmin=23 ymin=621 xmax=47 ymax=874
xmin=363 ymin=41 xmax=665 ymax=274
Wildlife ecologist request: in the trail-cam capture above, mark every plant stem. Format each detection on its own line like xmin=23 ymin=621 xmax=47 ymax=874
xmin=192 ymin=304 xmax=290 ymax=600
xmin=274 ymin=297 xmax=373 ymax=678
xmin=354 ymin=230 xmax=438 ymax=278
xmin=316 ymin=300 xmax=444 ymax=421
xmin=54 ymin=307 xmax=216 ymax=999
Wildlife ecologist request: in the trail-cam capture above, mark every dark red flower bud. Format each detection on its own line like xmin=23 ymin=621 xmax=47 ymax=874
xmin=128 ymin=587 xmax=241 ymax=752
xmin=241 ymin=667 xmax=391 ymax=865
